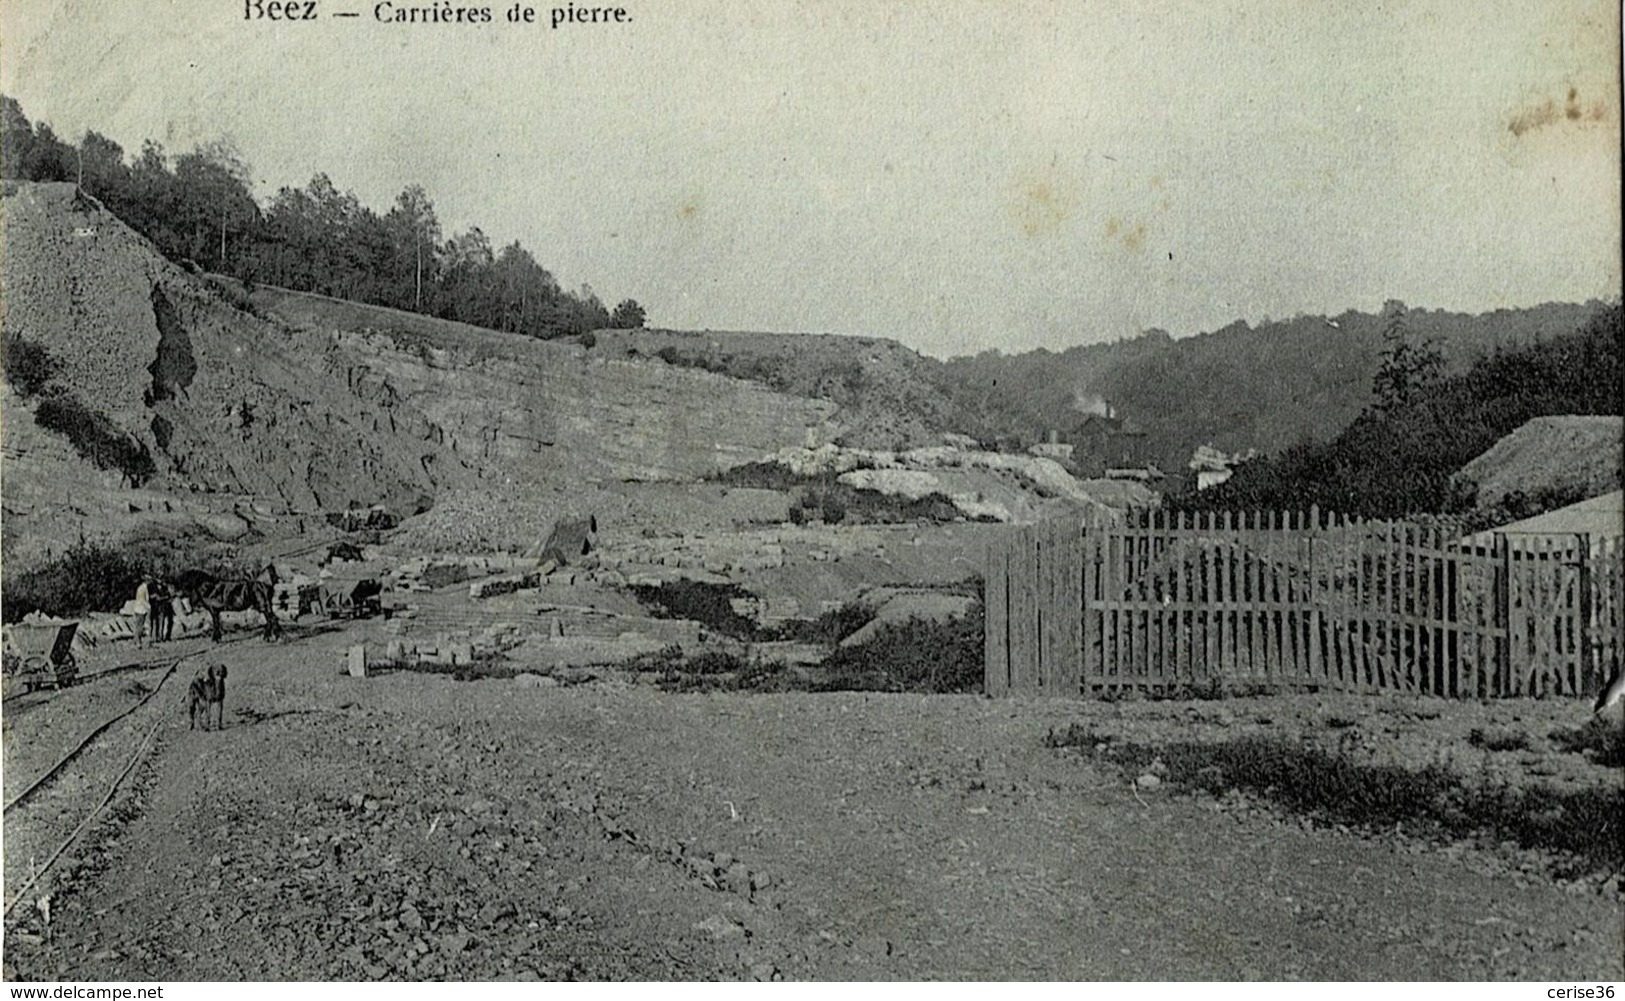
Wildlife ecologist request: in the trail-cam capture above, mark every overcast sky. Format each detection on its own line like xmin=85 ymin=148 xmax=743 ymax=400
xmin=2 ymin=0 xmax=1618 ymax=357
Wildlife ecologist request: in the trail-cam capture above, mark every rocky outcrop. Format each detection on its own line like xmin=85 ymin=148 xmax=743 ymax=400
xmin=282 ymin=320 xmax=844 ymax=487
xmin=1 ymin=184 xmax=471 ymax=540
xmin=743 ymin=443 xmax=1159 ymax=523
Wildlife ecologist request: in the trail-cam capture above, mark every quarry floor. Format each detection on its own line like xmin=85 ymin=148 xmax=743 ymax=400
xmin=3 ymin=620 xmax=1622 ymax=981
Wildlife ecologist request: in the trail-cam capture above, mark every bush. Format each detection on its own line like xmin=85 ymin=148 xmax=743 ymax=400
xmin=1467 ymin=727 xmax=1533 ymax=753
xmin=1550 ymin=716 xmax=1625 ymax=767
xmin=2 ymin=541 xmax=145 ymax=621
xmin=814 ymin=604 xmax=984 ymax=694
xmin=2 ymin=332 xmax=59 ymax=398
xmin=34 ymin=390 xmax=157 ymax=485
xmin=625 ymin=579 xmax=766 ymax=641
xmin=768 ymin=601 xmax=875 ymax=645
xmin=1047 ymin=730 xmax=1623 ymax=877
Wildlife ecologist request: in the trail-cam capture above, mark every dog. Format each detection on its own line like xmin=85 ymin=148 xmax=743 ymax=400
xmin=188 ymin=663 xmax=229 ymax=731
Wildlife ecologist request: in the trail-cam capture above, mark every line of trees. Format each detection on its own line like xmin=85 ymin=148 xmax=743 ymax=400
xmin=0 ymin=96 xmax=647 ymax=338
xmin=1169 ymin=303 xmax=1623 ymax=520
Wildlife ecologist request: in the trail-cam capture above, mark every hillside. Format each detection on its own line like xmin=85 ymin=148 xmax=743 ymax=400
xmin=928 ymin=303 xmax=1612 ymax=474
xmin=1 ymin=182 xmax=478 ymax=563
xmin=1169 ymin=305 xmax=1624 ymax=521
xmin=0 ymin=182 xmax=851 ymax=570
xmin=585 ymin=327 xmax=1006 ymax=449
xmin=1450 ymin=416 xmax=1623 ymax=519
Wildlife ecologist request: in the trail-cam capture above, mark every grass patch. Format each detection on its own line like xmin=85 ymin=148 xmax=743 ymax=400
xmin=1467 ymin=727 xmax=1534 ymax=752
xmin=618 ymin=643 xmax=787 ymax=693
xmin=811 ymin=605 xmax=984 ymax=694
xmin=624 ymin=579 xmax=765 ymax=641
xmin=3 ymin=332 xmax=59 ymax=398
xmin=1550 ymin=715 xmax=1625 ymax=767
xmin=1045 ymin=727 xmax=1622 ymax=878
xmin=767 ymin=600 xmax=875 ymax=645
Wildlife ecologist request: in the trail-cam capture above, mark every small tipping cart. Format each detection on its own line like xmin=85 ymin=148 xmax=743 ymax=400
xmin=324 ymin=578 xmax=385 ymax=620
xmin=6 ymin=621 xmax=81 ymax=693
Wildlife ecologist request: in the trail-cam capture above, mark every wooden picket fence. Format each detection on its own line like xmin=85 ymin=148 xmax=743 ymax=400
xmin=984 ymin=508 xmax=1624 ymax=699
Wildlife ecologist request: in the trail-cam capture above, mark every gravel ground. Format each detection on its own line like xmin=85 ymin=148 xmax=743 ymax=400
xmin=4 ymin=620 xmax=1622 ymax=981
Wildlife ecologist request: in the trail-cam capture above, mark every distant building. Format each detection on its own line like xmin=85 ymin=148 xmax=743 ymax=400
xmin=1027 ymin=445 xmax=1079 ymax=464
xmin=1061 ymin=408 xmax=1150 ymax=477
xmin=1105 ymin=463 xmax=1164 ymax=486
xmin=1189 ymin=444 xmax=1251 ymax=491
xmin=1458 ymin=490 xmax=1623 ymax=553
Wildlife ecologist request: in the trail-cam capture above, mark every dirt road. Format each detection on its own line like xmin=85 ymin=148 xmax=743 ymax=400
xmin=5 ymin=623 xmax=1620 ymax=980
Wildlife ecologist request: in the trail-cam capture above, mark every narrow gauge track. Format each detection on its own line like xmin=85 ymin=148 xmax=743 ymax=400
xmin=1 ymin=633 xmax=273 ymax=918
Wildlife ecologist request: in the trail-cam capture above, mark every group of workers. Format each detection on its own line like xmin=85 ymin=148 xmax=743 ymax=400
xmin=129 ymin=576 xmax=176 ymax=648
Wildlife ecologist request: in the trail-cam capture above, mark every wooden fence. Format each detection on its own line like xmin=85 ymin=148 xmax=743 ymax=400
xmin=984 ymin=508 xmax=1624 ymax=699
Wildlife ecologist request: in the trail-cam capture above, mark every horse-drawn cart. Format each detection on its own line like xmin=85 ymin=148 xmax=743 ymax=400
xmin=5 ymin=621 xmax=81 ymax=692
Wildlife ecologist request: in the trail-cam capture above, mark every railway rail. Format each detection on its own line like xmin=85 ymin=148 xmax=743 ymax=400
xmin=1 ymin=634 xmax=265 ymax=919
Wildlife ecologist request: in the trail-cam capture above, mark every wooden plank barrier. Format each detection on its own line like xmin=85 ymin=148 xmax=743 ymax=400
xmin=985 ymin=508 xmax=1624 ymax=700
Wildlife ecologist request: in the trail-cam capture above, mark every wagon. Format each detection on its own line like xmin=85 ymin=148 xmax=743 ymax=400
xmin=324 ymin=578 xmax=384 ymax=620
xmin=6 ymin=621 xmax=80 ymax=693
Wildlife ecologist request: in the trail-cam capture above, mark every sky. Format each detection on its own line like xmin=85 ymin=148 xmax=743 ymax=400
xmin=1 ymin=0 xmax=1619 ymax=357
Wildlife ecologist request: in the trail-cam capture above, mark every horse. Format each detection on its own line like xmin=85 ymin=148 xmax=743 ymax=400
xmin=174 ymin=565 xmax=282 ymax=643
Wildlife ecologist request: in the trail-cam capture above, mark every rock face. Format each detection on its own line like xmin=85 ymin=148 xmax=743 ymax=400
xmin=744 ymin=443 xmax=1159 ymax=523
xmin=1 ymin=184 xmax=470 ymax=540
xmin=1 ymin=184 xmax=848 ymax=568
xmin=300 ymin=323 xmax=843 ymax=487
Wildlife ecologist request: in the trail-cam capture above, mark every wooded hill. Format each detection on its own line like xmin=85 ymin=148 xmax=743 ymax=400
xmin=0 ymin=96 xmax=643 ymax=341
xmin=1167 ymin=304 xmax=1623 ymax=522
xmin=925 ymin=302 xmax=1611 ymax=476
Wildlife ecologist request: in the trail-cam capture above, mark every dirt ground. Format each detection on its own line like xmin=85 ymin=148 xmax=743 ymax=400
xmin=4 ymin=620 xmax=1622 ymax=981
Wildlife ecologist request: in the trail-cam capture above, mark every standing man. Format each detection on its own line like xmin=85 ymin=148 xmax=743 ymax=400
xmin=149 ymin=577 xmax=175 ymax=643
xmin=131 ymin=577 xmax=151 ymax=650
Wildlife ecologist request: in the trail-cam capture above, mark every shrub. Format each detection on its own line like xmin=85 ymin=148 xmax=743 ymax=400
xmin=2 ymin=541 xmax=145 ymax=621
xmin=2 ymin=332 xmax=58 ymax=398
xmin=1466 ymin=727 xmax=1533 ymax=753
xmin=1044 ymin=724 xmax=1111 ymax=749
xmin=1550 ymin=716 xmax=1625 ymax=767
xmin=34 ymin=390 xmax=157 ymax=485
xmin=814 ymin=603 xmax=984 ymax=694
xmin=1049 ymin=732 xmax=1623 ymax=877
xmin=624 ymin=579 xmax=766 ymax=641
xmin=768 ymin=600 xmax=875 ymax=645
xmin=622 ymin=644 xmax=685 ymax=673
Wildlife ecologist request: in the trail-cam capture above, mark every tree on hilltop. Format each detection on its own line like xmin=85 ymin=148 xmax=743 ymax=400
xmin=609 ymin=298 xmax=646 ymax=329
xmin=1372 ymin=299 xmax=1444 ymax=413
xmin=386 ymin=184 xmax=441 ymax=311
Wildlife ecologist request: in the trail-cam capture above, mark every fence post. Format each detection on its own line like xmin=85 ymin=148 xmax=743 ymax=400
xmin=1494 ymin=533 xmax=1512 ymax=697
xmin=984 ymin=536 xmax=1010 ymax=697
xmin=1307 ymin=504 xmax=1322 ymax=687
xmin=1577 ymin=532 xmax=1593 ymax=695
xmin=1080 ymin=522 xmax=1095 ymax=698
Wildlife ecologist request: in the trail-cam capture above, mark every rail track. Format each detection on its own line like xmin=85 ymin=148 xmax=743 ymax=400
xmin=1 ymin=634 xmax=266 ymax=919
